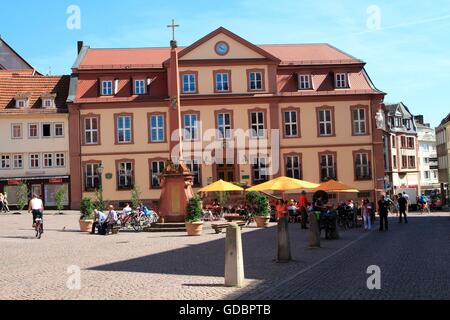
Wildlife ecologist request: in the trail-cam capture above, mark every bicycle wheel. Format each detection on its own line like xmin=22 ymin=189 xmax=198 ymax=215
xmin=132 ymin=218 xmax=143 ymax=232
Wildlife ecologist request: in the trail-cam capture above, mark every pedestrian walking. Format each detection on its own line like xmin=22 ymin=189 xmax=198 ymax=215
xmin=377 ymin=195 xmax=389 ymax=231
xmin=362 ymin=199 xmax=372 ymax=230
xmin=398 ymin=193 xmax=408 ymax=224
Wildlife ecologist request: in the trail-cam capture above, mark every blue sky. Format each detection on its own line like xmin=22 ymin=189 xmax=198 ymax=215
xmin=1 ymin=0 xmax=449 ymax=127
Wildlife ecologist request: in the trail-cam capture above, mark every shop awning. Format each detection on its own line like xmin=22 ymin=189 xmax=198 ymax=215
xmin=0 ymin=176 xmax=69 ymax=182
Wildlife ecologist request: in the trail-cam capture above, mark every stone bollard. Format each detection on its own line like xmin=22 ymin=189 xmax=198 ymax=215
xmin=277 ymin=217 xmax=292 ymax=262
xmin=308 ymin=212 xmax=321 ymax=248
xmin=330 ymin=216 xmax=340 ymax=240
xmin=225 ymin=223 xmax=245 ymax=287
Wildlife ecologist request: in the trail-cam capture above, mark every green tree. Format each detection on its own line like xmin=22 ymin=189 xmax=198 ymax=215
xmin=80 ymin=197 xmax=94 ymax=220
xmin=16 ymin=183 xmax=29 ymax=211
xmin=186 ymin=196 xmax=203 ymax=222
xmin=131 ymin=185 xmax=141 ymax=209
xmin=94 ymin=187 xmax=106 ymax=211
xmin=54 ymin=185 xmax=67 ymax=214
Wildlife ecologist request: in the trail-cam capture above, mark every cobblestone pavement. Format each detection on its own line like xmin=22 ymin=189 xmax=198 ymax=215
xmin=0 ymin=212 xmax=448 ymax=300
xmin=237 ymin=212 xmax=450 ymax=300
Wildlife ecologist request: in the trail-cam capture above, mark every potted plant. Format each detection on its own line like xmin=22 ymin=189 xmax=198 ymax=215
xmin=79 ymin=197 xmax=94 ymax=232
xmin=54 ymin=185 xmax=67 ymax=215
xmin=246 ymin=192 xmax=270 ymax=228
xmin=185 ymin=196 xmax=204 ymax=236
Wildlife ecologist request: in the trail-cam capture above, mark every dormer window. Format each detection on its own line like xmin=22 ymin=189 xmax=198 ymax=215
xmin=16 ymin=100 xmax=26 ymax=108
xmin=134 ymin=79 xmax=146 ymax=95
xmin=335 ymin=73 xmax=349 ymax=88
xmin=101 ymin=80 xmax=113 ymax=96
xmin=14 ymin=93 xmax=31 ymax=108
xmin=298 ymin=74 xmax=312 ymax=90
xmin=41 ymin=93 xmax=56 ymax=108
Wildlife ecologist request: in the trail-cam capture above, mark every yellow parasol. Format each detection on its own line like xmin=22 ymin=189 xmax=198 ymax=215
xmin=246 ymin=176 xmax=319 ymax=192
xmin=311 ymin=180 xmax=359 ymax=193
xmin=198 ymin=180 xmax=244 ymax=193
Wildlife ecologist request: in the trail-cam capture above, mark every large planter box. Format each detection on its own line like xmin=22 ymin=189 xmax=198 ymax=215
xmin=79 ymin=220 xmax=94 ymax=232
xmin=255 ymin=216 xmax=270 ymax=228
xmin=185 ymin=221 xmax=204 ymax=236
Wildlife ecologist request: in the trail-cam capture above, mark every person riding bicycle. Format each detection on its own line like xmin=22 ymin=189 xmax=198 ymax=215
xmin=28 ymin=194 xmax=44 ymax=232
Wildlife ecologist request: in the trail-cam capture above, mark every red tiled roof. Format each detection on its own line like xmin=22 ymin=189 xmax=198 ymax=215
xmin=0 ymin=74 xmax=70 ymax=114
xmin=79 ymin=48 xmax=172 ymax=70
xmin=77 ymin=44 xmax=362 ymax=70
xmin=0 ymin=69 xmax=37 ymax=78
xmin=259 ymin=44 xmax=362 ymax=65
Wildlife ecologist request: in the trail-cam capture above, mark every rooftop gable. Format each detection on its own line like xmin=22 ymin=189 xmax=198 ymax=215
xmin=0 ymin=37 xmax=35 ymax=71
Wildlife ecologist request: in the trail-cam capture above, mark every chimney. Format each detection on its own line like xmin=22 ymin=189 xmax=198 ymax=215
xmin=77 ymin=41 xmax=84 ymax=54
xmin=414 ymin=115 xmax=424 ymax=125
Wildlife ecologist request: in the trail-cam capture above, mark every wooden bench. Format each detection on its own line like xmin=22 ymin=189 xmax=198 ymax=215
xmin=224 ymin=215 xmax=247 ymax=222
xmin=212 ymin=221 xmax=246 ymax=234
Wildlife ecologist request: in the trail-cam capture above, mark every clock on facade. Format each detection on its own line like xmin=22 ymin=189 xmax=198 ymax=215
xmin=215 ymin=41 xmax=229 ymax=56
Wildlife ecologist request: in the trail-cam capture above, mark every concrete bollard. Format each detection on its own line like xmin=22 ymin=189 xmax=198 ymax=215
xmin=308 ymin=212 xmax=321 ymax=248
xmin=277 ymin=217 xmax=292 ymax=262
xmin=225 ymin=223 xmax=245 ymax=287
xmin=330 ymin=216 xmax=340 ymax=240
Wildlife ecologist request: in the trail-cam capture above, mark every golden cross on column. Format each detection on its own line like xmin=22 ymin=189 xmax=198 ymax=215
xmin=167 ymin=19 xmax=180 ymax=42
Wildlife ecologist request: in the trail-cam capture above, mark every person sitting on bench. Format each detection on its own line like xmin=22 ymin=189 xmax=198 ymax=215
xmin=91 ymin=209 xmax=107 ymax=235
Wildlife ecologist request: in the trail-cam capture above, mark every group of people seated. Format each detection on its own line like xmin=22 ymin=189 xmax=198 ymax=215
xmin=91 ymin=202 xmax=156 ymax=235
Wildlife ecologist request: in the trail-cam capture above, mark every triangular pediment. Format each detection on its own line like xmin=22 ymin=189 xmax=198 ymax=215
xmin=178 ymin=27 xmax=280 ymax=62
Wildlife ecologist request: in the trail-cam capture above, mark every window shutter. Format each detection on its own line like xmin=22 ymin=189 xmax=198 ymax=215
xmin=147 ymin=77 xmax=151 ymax=95
xmin=114 ymin=79 xmax=119 ymax=95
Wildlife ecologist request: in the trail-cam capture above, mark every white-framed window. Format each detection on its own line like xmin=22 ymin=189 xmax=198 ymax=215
xmin=85 ymin=163 xmax=100 ymax=191
xmin=320 ymin=154 xmax=336 ymax=181
xmin=183 ymin=114 xmax=199 ymax=141
xmin=150 ymin=114 xmax=165 ymax=142
xmin=134 ymin=79 xmax=146 ymax=95
xmin=252 ymin=156 xmax=269 ymax=183
xmin=318 ymin=109 xmax=333 ymax=136
xmin=185 ymin=159 xmax=201 ymax=186
xmin=42 ymin=123 xmax=52 ymax=138
xmin=11 ymin=124 xmax=22 ymax=139
xmin=335 ymin=73 xmax=348 ymax=88
xmin=298 ymin=74 xmax=312 ymax=90
xmin=217 ymin=112 xmax=232 ymax=140
xmin=353 ymin=108 xmax=366 ymax=135
xmin=284 ymin=111 xmax=298 ymax=137
xmin=248 ymin=71 xmax=263 ymax=90
xmin=250 ymin=111 xmax=265 ymax=138
xmin=182 ymin=74 xmax=197 ymax=93
xmin=43 ymin=99 xmax=53 ymax=108
xmin=101 ymin=80 xmax=113 ymax=95
xmin=55 ymin=153 xmax=65 ymax=167
xmin=355 ymin=153 xmax=371 ymax=180
xmin=16 ymin=99 xmax=27 ymax=108
xmin=118 ymin=162 xmax=133 ymax=190
xmin=433 ymin=170 xmax=438 ymax=179
xmin=43 ymin=153 xmax=54 ymax=168
xmin=150 ymin=161 xmax=165 ymax=188
xmin=29 ymin=154 xmax=40 ymax=169
xmin=12 ymin=154 xmax=23 ymax=169
xmin=28 ymin=123 xmax=39 ymax=138
xmin=117 ymin=115 xmax=132 ymax=144
xmin=84 ymin=117 xmax=99 ymax=144
xmin=424 ymin=171 xmax=430 ymax=180
xmin=1 ymin=155 xmax=11 ymax=169
xmin=215 ymin=72 xmax=230 ymax=92
xmin=54 ymin=123 xmax=64 ymax=137
xmin=286 ymin=155 xmax=301 ymax=179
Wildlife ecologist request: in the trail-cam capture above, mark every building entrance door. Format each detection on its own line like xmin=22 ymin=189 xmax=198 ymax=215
xmin=31 ymin=184 xmax=42 ymax=198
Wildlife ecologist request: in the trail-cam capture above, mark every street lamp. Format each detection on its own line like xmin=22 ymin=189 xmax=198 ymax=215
xmin=96 ymin=164 xmax=105 ymax=210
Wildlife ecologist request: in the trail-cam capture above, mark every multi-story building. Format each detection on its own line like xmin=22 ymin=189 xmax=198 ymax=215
xmin=0 ymin=71 xmax=71 ymax=208
xmin=68 ymin=27 xmax=386 ymax=209
xmin=436 ymin=113 xmax=450 ymax=203
xmin=383 ymin=102 xmax=420 ymax=196
xmin=414 ymin=115 xmax=439 ymax=194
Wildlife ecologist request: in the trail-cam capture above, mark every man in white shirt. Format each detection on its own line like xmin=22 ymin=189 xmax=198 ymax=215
xmin=28 ymin=194 xmax=44 ymax=229
xmin=91 ymin=209 xmax=108 ymax=234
